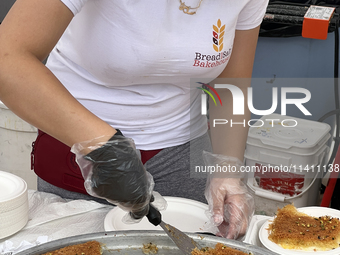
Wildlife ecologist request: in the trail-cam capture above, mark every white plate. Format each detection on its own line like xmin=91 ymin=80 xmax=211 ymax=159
xmin=259 ymin=207 xmax=340 ymax=255
xmin=104 ymin=197 xmax=209 ymax=232
xmin=244 ymin=215 xmax=271 ymax=246
xmin=0 ymin=171 xmax=26 ymax=202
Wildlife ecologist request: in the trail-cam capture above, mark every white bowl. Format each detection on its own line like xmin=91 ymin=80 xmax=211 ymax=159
xmin=0 ymin=171 xmax=28 ymax=239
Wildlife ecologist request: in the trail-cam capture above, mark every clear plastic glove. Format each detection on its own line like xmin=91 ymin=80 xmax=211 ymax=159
xmin=203 ymin=151 xmax=254 ymax=240
xmin=71 ymin=130 xmax=154 ymax=221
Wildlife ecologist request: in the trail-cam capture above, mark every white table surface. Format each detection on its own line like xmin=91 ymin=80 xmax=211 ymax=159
xmin=0 ymin=190 xmax=114 ymax=254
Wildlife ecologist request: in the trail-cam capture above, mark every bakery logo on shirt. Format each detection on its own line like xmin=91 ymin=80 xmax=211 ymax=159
xmin=212 ymin=19 xmax=225 ymax=52
xmin=193 ymin=19 xmax=232 ymax=68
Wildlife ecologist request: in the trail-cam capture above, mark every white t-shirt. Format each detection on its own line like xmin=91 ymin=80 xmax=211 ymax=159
xmin=46 ymin=0 xmax=268 ymax=150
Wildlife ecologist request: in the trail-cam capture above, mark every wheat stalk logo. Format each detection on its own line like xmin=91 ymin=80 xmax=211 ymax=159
xmin=212 ymin=19 xmax=225 ymax=52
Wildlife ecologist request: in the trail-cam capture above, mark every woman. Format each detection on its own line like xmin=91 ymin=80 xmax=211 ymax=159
xmin=0 ymin=0 xmax=268 ymax=239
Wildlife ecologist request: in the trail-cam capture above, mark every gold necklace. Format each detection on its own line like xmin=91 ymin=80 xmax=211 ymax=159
xmin=179 ymin=0 xmax=203 ymax=15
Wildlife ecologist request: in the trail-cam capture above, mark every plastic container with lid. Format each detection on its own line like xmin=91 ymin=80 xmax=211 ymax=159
xmin=245 ymin=114 xmax=331 ymax=215
xmin=247 ymin=114 xmax=331 ymax=156
xmin=0 ymin=100 xmax=37 ymax=189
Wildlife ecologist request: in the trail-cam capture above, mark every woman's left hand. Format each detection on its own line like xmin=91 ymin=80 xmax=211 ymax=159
xmin=203 ymin=151 xmax=255 ymax=239
xmin=205 ymin=178 xmax=254 ymax=239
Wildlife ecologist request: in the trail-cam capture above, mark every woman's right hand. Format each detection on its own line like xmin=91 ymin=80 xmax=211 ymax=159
xmin=71 ymin=129 xmax=155 ymax=220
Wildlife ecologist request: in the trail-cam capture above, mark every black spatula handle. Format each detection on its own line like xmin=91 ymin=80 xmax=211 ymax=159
xmin=146 ymin=203 xmax=162 ymax=226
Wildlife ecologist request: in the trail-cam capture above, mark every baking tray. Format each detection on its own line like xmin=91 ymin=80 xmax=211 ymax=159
xmin=16 ymin=230 xmax=280 ymax=255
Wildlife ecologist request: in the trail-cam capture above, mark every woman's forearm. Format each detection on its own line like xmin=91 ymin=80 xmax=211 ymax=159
xmin=0 ymin=0 xmax=116 ymax=147
xmin=208 ymin=27 xmax=260 ymax=160
xmin=0 ymin=52 xmax=116 ymax=147
xmin=209 ymin=84 xmax=250 ymax=161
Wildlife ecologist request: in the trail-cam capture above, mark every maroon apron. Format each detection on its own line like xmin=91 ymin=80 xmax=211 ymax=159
xmin=31 ymin=130 xmax=161 ymax=194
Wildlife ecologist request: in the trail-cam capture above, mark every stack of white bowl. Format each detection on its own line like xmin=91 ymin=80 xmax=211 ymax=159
xmin=0 ymin=170 xmax=29 ymax=239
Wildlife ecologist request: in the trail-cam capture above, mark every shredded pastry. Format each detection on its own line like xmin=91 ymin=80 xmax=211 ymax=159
xmin=41 ymin=240 xmax=102 ymax=255
xmin=142 ymin=242 xmax=159 ymax=254
xmin=191 ymin=243 xmax=251 ymax=255
xmin=39 ymin=239 xmax=251 ymax=255
xmin=267 ymin=204 xmax=340 ymax=251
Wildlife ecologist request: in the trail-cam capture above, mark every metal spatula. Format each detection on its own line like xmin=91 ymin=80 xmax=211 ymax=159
xmin=146 ymin=204 xmax=201 ymax=255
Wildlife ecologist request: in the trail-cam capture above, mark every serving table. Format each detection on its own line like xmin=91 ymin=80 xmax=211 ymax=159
xmin=0 ymin=190 xmax=113 ymax=254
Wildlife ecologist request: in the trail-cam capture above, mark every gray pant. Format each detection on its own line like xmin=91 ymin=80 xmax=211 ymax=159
xmin=38 ymin=132 xmax=212 ymax=204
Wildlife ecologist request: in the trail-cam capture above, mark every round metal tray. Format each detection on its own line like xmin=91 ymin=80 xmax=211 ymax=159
xmin=16 ymin=230 xmax=279 ymax=255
